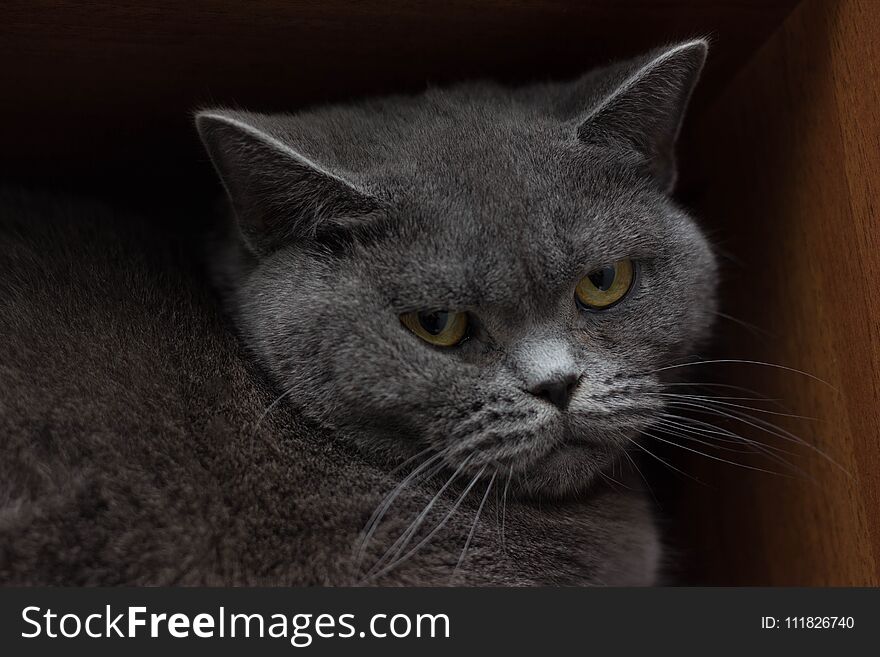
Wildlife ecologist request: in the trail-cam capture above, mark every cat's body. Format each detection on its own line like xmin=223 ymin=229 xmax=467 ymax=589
xmin=0 ymin=40 xmax=715 ymax=585
xmin=0 ymin=192 xmax=657 ymax=585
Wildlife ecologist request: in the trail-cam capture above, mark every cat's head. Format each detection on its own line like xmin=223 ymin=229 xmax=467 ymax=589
xmin=197 ymin=40 xmax=717 ymax=499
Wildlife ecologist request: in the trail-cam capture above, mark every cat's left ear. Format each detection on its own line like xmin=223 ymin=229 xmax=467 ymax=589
xmin=196 ymin=110 xmax=381 ymax=256
xmin=577 ymin=39 xmax=707 ymax=192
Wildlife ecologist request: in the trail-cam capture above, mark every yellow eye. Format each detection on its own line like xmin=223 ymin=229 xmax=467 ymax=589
xmin=400 ymin=310 xmax=468 ymax=347
xmin=575 ymin=259 xmax=636 ymax=310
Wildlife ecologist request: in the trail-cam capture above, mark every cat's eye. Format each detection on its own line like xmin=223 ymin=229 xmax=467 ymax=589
xmin=575 ymin=259 xmax=636 ymax=310
xmin=400 ymin=310 xmax=468 ymax=347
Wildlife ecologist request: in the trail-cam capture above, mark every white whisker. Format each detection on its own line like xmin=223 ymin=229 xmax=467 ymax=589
xmin=355 ymin=450 xmax=446 ymax=568
xmin=248 ymin=386 xmax=296 ymax=453
xmin=365 ymin=455 xmax=472 ymax=577
xmin=625 ymin=436 xmax=704 ymax=485
xmin=664 ymin=399 xmax=849 ymax=476
xmin=656 ymin=413 xmax=813 ymax=478
xmin=363 ymin=464 xmax=487 ymax=584
xmin=617 ymin=443 xmax=658 ymax=503
xmin=651 ymin=358 xmax=837 ymax=390
xmin=452 ymin=470 xmax=496 ymax=581
xmin=642 ymin=430 xmax=794 ymax=477
xmin=500 ymin=465 xmax=513 ymax=554
xmin=653 ymin=393 xmax=820 ymax=421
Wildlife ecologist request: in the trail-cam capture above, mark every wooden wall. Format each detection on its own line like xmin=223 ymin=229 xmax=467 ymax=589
xmin=673 ymin=0 xmax=880 ymax=585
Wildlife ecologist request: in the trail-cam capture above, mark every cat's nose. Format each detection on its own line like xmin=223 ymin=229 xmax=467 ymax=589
xmin=528 ymin=373 xmax=579 ymax=410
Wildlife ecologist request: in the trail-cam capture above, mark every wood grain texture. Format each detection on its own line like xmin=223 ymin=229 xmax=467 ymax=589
xmin=671 ymin=0 xmax=880 ymax=585
xmin=0 ymin=0 xmax=796 ymax=198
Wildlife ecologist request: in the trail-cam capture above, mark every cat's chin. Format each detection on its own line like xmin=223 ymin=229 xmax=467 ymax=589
xmin=510 ymin=442 xmax=622 ymax=500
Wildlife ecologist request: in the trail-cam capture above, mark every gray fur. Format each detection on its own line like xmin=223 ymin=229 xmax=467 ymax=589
xmin=0 ymin=191 xmax=657 ymax=585
xmin=0 ymin=40 xmax=714 ymax=585
xmin=197 ymin=39 xmax=716 ymax=500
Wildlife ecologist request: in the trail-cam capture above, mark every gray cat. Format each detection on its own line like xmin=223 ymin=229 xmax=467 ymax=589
xmin=0 ymin=39 xmax=715 ymax=585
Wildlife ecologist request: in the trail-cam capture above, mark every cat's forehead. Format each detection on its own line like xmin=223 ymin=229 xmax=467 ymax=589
xmin=279 ymin=86 xmax=655 ymax=221
xmin=362 ymin=173 xmax=674 ymax=312
xmin=288 ymin=87 xmax=686 ymax=299
xmin=385 ymin=146 xmax=666 ymax=258
xmin=283 ymin=87 xmax=565 ymax=179
xmin=350 ymin=98 xmax=657 ymax=229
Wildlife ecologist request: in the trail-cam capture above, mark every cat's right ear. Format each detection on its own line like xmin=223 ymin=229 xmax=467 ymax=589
xmin=575 ymin=39 xmax=707 ymax=192
xmin=196 ymin=110 xmax=381 ymax=256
